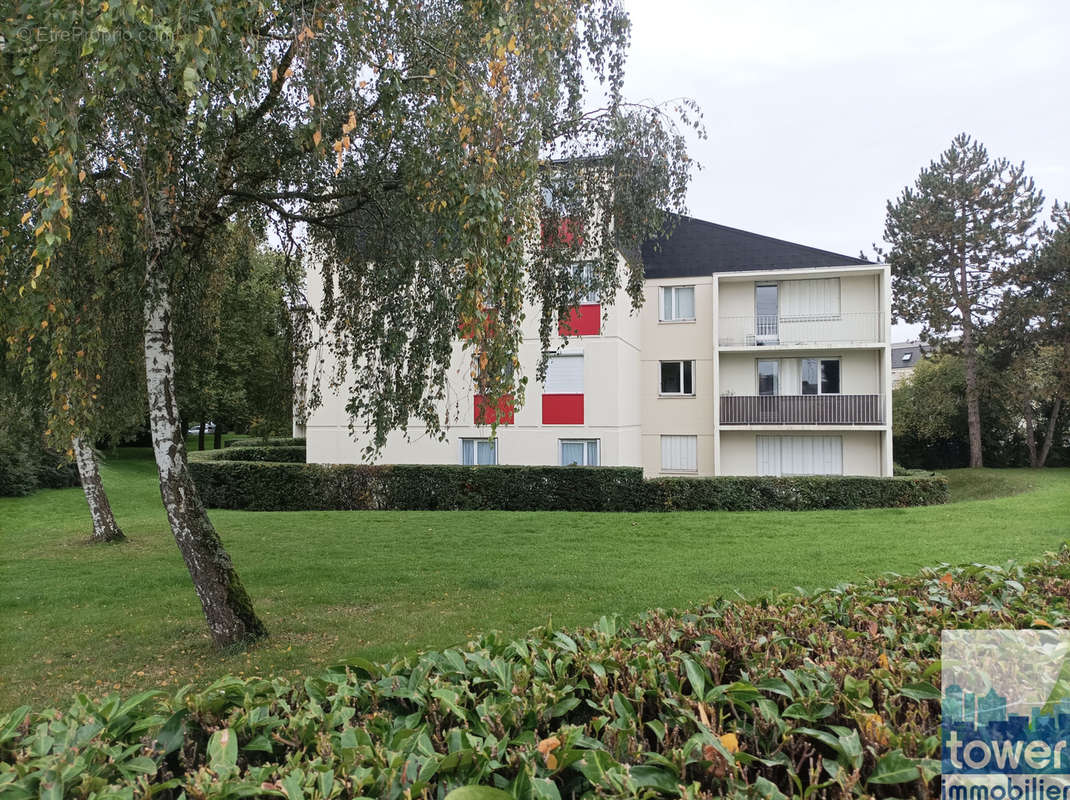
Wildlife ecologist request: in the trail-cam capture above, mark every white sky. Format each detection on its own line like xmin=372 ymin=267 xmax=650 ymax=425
xmin=620 ymin=0 xmax=1070 ymax=340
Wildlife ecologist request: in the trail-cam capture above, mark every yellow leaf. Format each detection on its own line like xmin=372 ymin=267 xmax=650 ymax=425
xmin=50 ymin=370 xmax=57 ymax=380
xmin=100 ymin=1 xmax=108 ymax=10
xmin=20 ymin=211 xmax=31 ymax=224
xmin=878 ymin=652 xmax=889 ymax=670
xmin=719 ymin=733 xmax=740 ymax=753
xmin=507 ymin=34 xmax=517 ymax=53
xmin=312 ymin=129 xmax=322 ymax=146
xmin=1034 ymin=618 xmax=1052 ymax=628
xmin=307 ymin=93 xmax=315 ymax=108
xmin=78 ymin=169 xmax=87 ymax=182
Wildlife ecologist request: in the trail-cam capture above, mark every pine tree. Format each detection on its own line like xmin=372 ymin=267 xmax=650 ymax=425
xmin=883 ymin=133 xmax=1043 ymax=467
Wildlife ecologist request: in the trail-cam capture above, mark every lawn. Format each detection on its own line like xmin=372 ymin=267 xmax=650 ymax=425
xmin=1 ymin=449 xmax=1068 ymax=710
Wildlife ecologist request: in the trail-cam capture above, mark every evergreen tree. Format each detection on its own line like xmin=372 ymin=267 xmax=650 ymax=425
xmin=883 ymin=133 xmax=1043 ymax=467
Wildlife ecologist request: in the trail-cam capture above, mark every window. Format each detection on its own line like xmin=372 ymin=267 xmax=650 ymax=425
xmin=754 ymin=283 xmax=779 ymax=340
xmin=561 ymin=439 xmax=599 ymax=466
xmin=901 ymin=352 xmax=913 ymax=362
xmin=801 ymin=358 xmax=841 ymax=395
xmin=572 ymin=263 xmax=599 ymax=304
xmin=661 ymin=435 xmax=698 ymax=472
xmin=660 ymin=285 xmax=695 ymax=321
xmin=780 ymin=278 xmax=840 ymax=321
xmin=543 ymin=353 xmax=584 ymax=394
xmin=757 ymin=359 xmax=779 ymax=396
xmin=659 ymin=360 xmax=695 ymax=396
xmin=461 ymin=438 xmax=497 ymax=465
xmin=757 ymin=436 xmax=842 ymax=476
xmin=542 ymin=352 xmax=584 ymax=424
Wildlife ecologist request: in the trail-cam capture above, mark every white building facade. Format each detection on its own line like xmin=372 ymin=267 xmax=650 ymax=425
xmin=300 ymin=216 xmax=893 ymax=477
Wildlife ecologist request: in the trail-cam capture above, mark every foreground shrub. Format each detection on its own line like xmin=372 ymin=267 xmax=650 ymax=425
xmin=189 ymin=453 xmax=948 ymax=511
xmin=3 ymin=550 xmax=1068 ymax=798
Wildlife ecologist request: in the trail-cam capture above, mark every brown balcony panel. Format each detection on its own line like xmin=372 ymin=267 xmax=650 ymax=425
xmin=720 ymin=394 xmax=884 ymax=425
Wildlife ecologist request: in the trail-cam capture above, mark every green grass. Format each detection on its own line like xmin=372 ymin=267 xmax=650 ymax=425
xmin=1 ymin=452 xmax=1067 ymax=710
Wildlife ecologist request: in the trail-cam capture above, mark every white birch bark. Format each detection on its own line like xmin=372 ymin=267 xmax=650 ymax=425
xmin=72 ymin=436 xmax=125 ymax=543
xmin=143 ymin=260 xmax=267 ymax=647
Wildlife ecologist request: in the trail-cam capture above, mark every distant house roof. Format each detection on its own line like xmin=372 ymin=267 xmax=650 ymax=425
xmin=891 ymin=341 xmax=930 ymax=368
xmin=640 ymin=215 xmax=872 ymax=279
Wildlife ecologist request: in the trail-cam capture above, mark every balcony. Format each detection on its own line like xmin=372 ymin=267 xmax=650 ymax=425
xmin=720 ymin=394 xmax=884 ymax=426
xmin=718 ymin=312 xmax=884 ymax=348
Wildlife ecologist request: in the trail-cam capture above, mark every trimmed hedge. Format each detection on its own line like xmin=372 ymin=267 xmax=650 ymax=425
xmin=211 ymin=445 xmax=307 ymax=463
xmin=644 ymin=474 xmax=948 ymax=511
xmin=223 ymin=436 xmax=306 ymax=448
xmin=189 ymin=451 xmax=949 ymax=511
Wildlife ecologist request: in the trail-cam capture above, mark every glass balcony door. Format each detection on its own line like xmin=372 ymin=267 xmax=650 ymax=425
xmin=755 ymin=284 xmax=779 ymax=343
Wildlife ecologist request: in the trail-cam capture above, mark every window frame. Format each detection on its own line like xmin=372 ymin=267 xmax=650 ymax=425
xmin=659 ymin=360 xmax=696 ymax=397
xmin=757 ymin=359 xmax=780 ymax=397
xmin=460 ymin=437 xmax=499 ymax=466
xmin=659 ymin=285 xmax=696 ymax=323
xmin=800 ymin=357 xmax=841 ymax=396
xmin=559 ymin=439 xmax=600 ymax=466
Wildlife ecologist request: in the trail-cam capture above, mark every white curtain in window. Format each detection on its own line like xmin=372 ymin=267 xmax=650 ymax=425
xmin=780 ymin=278 xmax=840 ymax=320
xmin=676 ymin=286 xmax=695 ymax=319
xmin=561 ymin=441 xmax=585 ymax=465
xmin=661 ymin=435 xmax=697 ymax=471
xmin=462 ymin=439 xmax=497 ymax=465
xmin=757 ymin=436 xmax=842 ymax=476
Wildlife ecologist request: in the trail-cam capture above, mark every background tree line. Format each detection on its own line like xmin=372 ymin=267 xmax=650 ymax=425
xmin=885 ymin=134 xmax=1068 ymax=470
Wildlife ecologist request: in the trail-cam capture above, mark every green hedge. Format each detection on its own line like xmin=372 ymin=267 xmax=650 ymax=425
xmin=190 ymin=452 xmax=948 ymax=511
xmin=223 ymin=436 xmax=306 ymax=448
xmin=4 ymin=550 xmax=1067 ymax=798
xmin=644 ymin=474 xmax=948 ymax=510
xmin=211 ymin=445 xmax=307 ymax=463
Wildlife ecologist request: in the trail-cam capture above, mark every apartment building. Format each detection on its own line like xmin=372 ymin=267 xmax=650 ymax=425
xmin=300 ymin=215 xmax=893 ymax=477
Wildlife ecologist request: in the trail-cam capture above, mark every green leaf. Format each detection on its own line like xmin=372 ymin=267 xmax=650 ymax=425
xmin=681 ymin=656 xmax=706 ymax=697
xmin=868 ymin=750 xmax=921 ymax=785
xmin=444 ymin=788 xmax=514 ymax=800
xmin=207 ymin=728 xmax=238 ymax=773
xmin=182 ymin=65 xmax=198 ymax=96
xmin=899 ymin=682 xmax=941 ymax=701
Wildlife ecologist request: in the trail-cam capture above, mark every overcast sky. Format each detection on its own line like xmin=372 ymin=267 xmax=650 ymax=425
xmin=620 ymin=0 xmax=1070 ymax=339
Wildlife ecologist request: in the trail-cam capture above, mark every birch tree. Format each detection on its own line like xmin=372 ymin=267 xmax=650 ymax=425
xmin=883 ymin=134 xmax=1043 ymax=468
xmin=2 ymin=0 xmax=698 ymax=648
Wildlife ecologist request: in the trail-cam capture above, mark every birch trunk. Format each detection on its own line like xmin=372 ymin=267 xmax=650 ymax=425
xmin=1038 ymin=396 xmax=1062 ymax=468
xmin=143 ymin=265 xmax=267 ymax=648
xmin=73 ymin=437 xmax=125 ymax=543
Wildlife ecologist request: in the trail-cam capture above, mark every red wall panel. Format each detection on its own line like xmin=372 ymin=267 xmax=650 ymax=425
xmin=558 ymin=303 xmax=601 ymax=337
xmin=542 ymin=393 xmax=584 ymax=424
xmin=474 ymin=394 xmax=515 ymax=425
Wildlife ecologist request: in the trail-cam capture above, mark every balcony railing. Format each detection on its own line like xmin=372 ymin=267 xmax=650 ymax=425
xmin=718 ymin=312 xmax=884 ymax=347
xmin=720 ymin=394 xmax=884 ymax=425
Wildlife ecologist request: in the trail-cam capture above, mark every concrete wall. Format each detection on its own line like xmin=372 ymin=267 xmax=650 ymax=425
xmin=638 ymin=276 xmax=716 ymax=475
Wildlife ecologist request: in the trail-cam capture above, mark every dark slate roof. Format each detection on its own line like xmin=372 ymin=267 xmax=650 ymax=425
xmin=891 ymin=341 xmax=930 ymax=369
xmin=640 ymin=215 xmax=872 ymax=278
